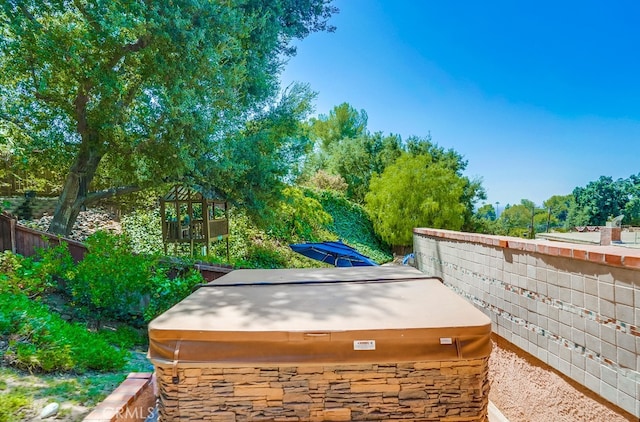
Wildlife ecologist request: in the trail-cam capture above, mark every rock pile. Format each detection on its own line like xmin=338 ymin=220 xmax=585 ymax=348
xmin=20 ymin=208 xmax=122 ymax=242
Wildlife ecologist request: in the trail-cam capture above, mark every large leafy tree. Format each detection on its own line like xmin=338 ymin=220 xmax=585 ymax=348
xmin=404 ymin=135 xmax=485 ymax=231
xmin=302 ymin=102 xmax=370 ymax=184
xmin=568 ymin=176 xmax=632 ymax=226
xmin=0 ymin=0 xmax=336 ymax=235
xmin=542 ymin=194 xmax=574 ymax=230
xmin=324 ymin=132 xmax=402 ymax=203
xmin=309 ymin=102 xmax=368 ymax=151
xmin=365 ymin=153 xmax=467 ymax=246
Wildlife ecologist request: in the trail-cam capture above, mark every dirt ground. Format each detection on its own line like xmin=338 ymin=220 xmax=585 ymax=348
xmin=489 ymin=337 xmax=634 ymax=422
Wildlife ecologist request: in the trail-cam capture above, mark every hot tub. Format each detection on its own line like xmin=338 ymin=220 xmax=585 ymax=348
xmin=148 ymin=266 xmax=492 ymax=421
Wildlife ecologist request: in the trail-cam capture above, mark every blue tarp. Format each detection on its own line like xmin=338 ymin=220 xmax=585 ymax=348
xmin=289 ymin=241 xmax=378 ymax=267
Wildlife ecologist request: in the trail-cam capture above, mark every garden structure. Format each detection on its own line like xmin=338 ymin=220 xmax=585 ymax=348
xmin=159 ymin=185 xmax=229 ymax=258
xmin=148 ymin=266 xmax=492 ymax=421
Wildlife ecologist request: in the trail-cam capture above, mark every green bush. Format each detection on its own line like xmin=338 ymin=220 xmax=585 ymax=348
xmin=268 ymin=186 xmax=332 ymax=242
xmin=0 ymin=293 xmax=127 ymax=373
xmin=144 ymin=269 xmax=204 ymax=322
xmin=70 ymin=232 xmax=158 ymax=325
xmin=0 ymin=388 xmax=31 ymax=422
xmin=245 ymin=245 xmax=288 ymax=269
xmin=98 ymin=325 xmax=148 ymax=350
xmin=0 ymin=244 xmax=74 ymax=299
xmin=121 ymin=209 xmax=164 ymax=255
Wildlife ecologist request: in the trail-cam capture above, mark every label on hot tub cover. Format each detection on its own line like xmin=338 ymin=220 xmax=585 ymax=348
xmin=353 ymin=340 xmax=376 ymax=350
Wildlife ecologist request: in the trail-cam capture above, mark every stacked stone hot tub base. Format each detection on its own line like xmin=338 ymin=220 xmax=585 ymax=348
xmin=156 ymin=358 xmax=489 ymax=421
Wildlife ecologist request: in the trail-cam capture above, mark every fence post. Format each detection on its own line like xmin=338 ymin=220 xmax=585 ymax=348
xmin=9 ymin=216 xmax=16 ymax=253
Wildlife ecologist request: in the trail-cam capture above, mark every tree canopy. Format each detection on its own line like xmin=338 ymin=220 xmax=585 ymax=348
xmin=0 ymin=0 xmax=336 ymax=234
xmin=567 ymin=175 xmax=640 ymax=226
xmin=365 ymin=153 xmax=468 ymax=246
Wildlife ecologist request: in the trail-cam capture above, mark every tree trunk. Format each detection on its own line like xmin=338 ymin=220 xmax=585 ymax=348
xmin=48 ymin=148 xmax=103 ymax=236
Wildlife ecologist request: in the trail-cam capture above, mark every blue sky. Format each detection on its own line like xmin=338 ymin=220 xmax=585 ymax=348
xmin=279 ymin=0 xmax=640 ymax=208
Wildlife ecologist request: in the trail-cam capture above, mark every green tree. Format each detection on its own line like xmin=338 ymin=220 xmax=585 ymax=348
xmin=542 ymin=194 xmax=574 ymax=230
xmin=310 ymin=102 xmax=368 ymax=151
xmin=365 ymin=153 xmax=466 ymax=246
xmin=404 ymin=135 xmax=485 ymax=231
xmin=202 ymin=83 xmax=318 ymax=213
xmin=324 ymin=132 xmax=402 ymax=203
xmin=476 ymin=203 xmax=496 ymax=221
xmin=0 ymin=0 xmax=336 ymax=235
xmin=568 ymin=176 xmax=630 ymax=226
xmin=498 ymin=201 xmax=532 ymax=237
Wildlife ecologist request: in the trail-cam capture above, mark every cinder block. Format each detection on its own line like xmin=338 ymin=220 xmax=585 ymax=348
xmin=617 ymin=390 xmax=639 ymax=418
xmin=547 ymin=352 xmax=559 ymax=371
xmin=571 ymin=274 xmax=585 ymax=292
xmin=570 ymin=364 xmax=585 ymax=385
xmin=571 ymin=353 xmax=586 ymax=371
xmin=584 ymin=294 xmax=598 ymax=313
xmin=559 ymin=343 xmax=572 ymax=363
xmin=536 ymin=280 xmax=548 ymax=296
xmin=571 ymin=313 xmax=586 ymax=332
xmin=614 ymin=285 xmax=634 ymax=307
xmin=598 ymin=281 xmax=614 ymax=301
xmin=585 ymin=318 xmax=600 ymax=337
xmin=600 ymin=364 xmax=617 ymax=387
xmin=558 ymin=358 xmax=571 ymax=377
xmin=557 ymin=272 xmax=571 ymax=288
xmin=616 ymin=331 xmax=636 ymax=354
xmin=617 ymin=373 xmax=637 ymax=397
xmin=585 ymin=357 xmax=600 ymax=377
xmin=571 ymin=327 xmax=585 ymax=347
xmin=538 ymin=316 xmax=548 ymax=330
xmin=584 ymin=276 xmax=598 ymax=295
xmin=571 ymin=290 xmax=584 ymax=307
xmin=546 ymin=269 xmax=558 ymax=285
xmin=585 ymin=334 xmax=600 ymax=354
xmin=600 ymin=380 xmax=618 ymax=405
xmin=615 ymin=303 xmax=634 ymax=324
xmin=559 ymin=309 xmax=572 ymax=325
xmin=618 ymin=348 xmax=636 ymax=371
xmin=584 ymin=372 xmax=599 ymax=394
xmin=599 ymin=299 xmax=615 ymax=319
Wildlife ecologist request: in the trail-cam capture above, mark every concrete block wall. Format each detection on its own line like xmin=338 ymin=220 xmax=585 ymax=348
xmin=413 ymin=228 xmax=640 ymax=419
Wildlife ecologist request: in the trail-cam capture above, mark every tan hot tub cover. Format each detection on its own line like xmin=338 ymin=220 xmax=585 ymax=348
xmin=148 ymin=266 xmax=492 ymax=367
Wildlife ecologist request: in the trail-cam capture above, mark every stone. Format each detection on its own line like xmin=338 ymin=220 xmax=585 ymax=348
xmin=39 ymin=402 xmax=59 ymax=419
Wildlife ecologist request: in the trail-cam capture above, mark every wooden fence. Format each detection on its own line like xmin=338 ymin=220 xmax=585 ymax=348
xmin=0 ymin=212 xmax=232 ymax=281
xmin=0 ymin=212 xmax=87 ymax=262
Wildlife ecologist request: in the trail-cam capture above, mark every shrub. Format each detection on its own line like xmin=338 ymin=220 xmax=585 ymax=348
xmin=98 ymin=325 xmax=148 ymax=350
xmin=245 ymin=245 xmax=288 ymax=269
xmin=269 ymin=186 xmax=332 ymax=242
xmin=144 ymin=269 xmax=204 ymax=322
xmin=0 ymin=244 xmax=74 ymax=299
xmin=121 ymin=209 xmax=164 ymax=255
xmin=0 ymin=293 xmax=127 ymax=373
xmin=70 ymin=232 xmax=158 ymax=325
xmin=0 ymin=388 xmax=31 ymax=422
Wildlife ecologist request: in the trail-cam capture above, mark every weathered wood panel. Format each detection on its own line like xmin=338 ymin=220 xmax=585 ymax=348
xmin=0 ymin=213 xmax=87 ymax=262
xmin=0 ymin=213 xmax=232 ymax=280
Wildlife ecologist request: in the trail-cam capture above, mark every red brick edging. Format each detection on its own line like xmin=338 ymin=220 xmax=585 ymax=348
xmin=83 ymin=372 xmax=156 ymax=422
xmin=413 ymin=228 xmax=640 ymax=270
